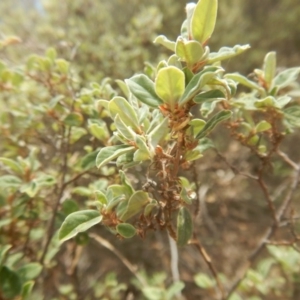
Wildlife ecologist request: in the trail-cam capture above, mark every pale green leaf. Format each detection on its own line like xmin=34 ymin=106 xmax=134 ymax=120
xmin=196 ymin=110 xmax=232 ymax=139
xmin=155 ymin=66 xmax=185 ymax=110
xmin=263 ymin=52 xmax=276 ymax=87
xmin=63 ymin=112 xmax=83 ymax=127
xmin=21 ymin=281 xmax=35 ymax=299
xmin=273 ymin=67 xmax=300 ymax=90
xmin=177 ymin=207 xmax=193 ymax=246
xmin=125 ymin=75 xmax=162 ymax=108
xmin=58 ymin=210 xmax=102 ymax=242
xmin=179 ymin=66 xmax=223 ymax=106
xmin=194 ymin=273 xmax=216 ymax=289
xmin=116 ymin=223 xmax=136 ymax=238
xmin=18 ymin=263 xmax=42 ymax=281
xmin=114 ymin=114 xmax=136 ymax=140
xmin=0 ymin=175 xmax=22 ymax=188
xmin=108 ymin=97 xmax=140 ymax=132
xmin=120 ymin=191 xmax=149 ymax=221
xmin=175 ymin=38 xmax=204 ymax=67
xmin=255 ymin=121 xmax=271 ymax=132
xmin=153 ymin=35 xmax=176 ymax=52
xmin=191 ymin=0 xmax=218 ymax=43
xmin=207 ymin=44 xmax=250 ymax=64
xmin=96 ymin=145 xmax=135 ymax=168
xmin=194 ymin=89 xmax=225 ymax=103
xmin=0 ymin=158 xmax=23 ymax=175
xmin=225 ymin=73 xmax=263 ymax=91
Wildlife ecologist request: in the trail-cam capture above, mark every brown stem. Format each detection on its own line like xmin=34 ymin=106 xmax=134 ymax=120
xmin=190 ymin=236 xmax=225 ymax=300
xmin=257 ymin=177 xmax=278 ymax=224
xmin=90 ymin=233 xmax=147 ymax=288
xmin=225 ymin=164 xmax=300 ymax=299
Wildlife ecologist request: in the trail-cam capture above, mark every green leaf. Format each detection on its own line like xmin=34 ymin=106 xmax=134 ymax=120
xmin=180 ymin=188 xmax=193 ymax=205
xmin=194 ymin=273 xmax=216 ymax=289
xmin=0 ymin=158 xmax=23 ymax=175
xmin=88 ymin=120 xmax=109 ymax=141
xmin=56 ymin=58 xmax=70 ymax=74
xmin=200 ymin=99 xmax=222 ymax=118
xmin=109 ymin=97 xmax=140 ymax=132
xmin=62 ymin=199 xmax=79 ymax=216
xmin=133 ymin=136 xmax=151 ymax=161
xmin=273 ymin=67 xmax=300 ymax=90
xmin=94 ymin=190 xmax=107 ymax=205
xmin=225 ymin=73 xmax=262 ymax=91
xmin=21 ymin=281 xmax=35 ymax=299
xmin=166 ymin=281 xmax=185 ymax=300
xmin=81 ymin=150 xmax=98 ymax=170
xmin=58 ymin=210 xmax=102 ymax=242
xmin=155 ymin=66 xmax=185 ymax=110
xmin=194 ymin=89 xmax=226 ymax=103
xmin=0 ymin=175 xmax=22 ymax=188
xmin=46 ymin=47 xmax=57 ymax=61
xmin=0 ymin=266 xmax=22 ymax=299
xmin=207 ymin=44 xmax=250 ymax=64
xmin=0 ymin=244 xmax=12 ymax=266
xmin=175 ymin=38 xmax=204 ymax=67
xmin=18 ymin=263 xmax=42 ymax=281
xmin=115 ymin=79 xmax=130 ymax=98
xmin=96 ymin=145 xmax=135 ymax=168
xmin=255 ymin=121 xmax=271 ymax=132
xmin=116 ymin=223 xmax=136 ymax=238
xmin=142 ymin=287 xmax=164 ymax=300
xmin=179 ymin=67 xmax=222 ymax=106
xmin=153 ymin=35 xmax=176 ymax=52
xmin=35 ymin=174 xmax=56 ymax=187
xmin=177 ymin=207 xmax=193 ymax=246
xmin=263 ymin=52 xmax=276 ymax=87
xmin=191 ymin=0 xmax=218 ymax=44
xmin=20 ymin=181 xmax=39 ymax=197
xmin=114 ymin=114 xmax=136 ymax=140
xmin=120 ymin=191 xmax=149 ymax=221
xmin=148 ymin=117 xmax=169 ymax=150
xmin=275 ymin=95 xmax=291 ymax=108
xmin=63 ymin=112 xmax=83 ymax=127
xmin=254 ymin=96 xmax=275 ymax=108
xmin=196 ymin=110 xmax=232 ymax=139
xmin=125 ymin=75 xmax=162 ymax=108
xmin=284 ymin=106 xmax=300 ymax=128
xmin=188 ymin=119 xmax=206 ymax=137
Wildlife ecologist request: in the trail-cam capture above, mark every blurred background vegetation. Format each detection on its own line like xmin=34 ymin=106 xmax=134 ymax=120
xmin=0 ymin=0 xmax=300 ymax=299
xmin=1 ymin=0 xmax=300 ymax=80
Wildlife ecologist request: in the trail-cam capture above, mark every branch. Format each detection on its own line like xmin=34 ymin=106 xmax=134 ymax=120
xmin=168 ymin=233 xmax=180 ymax=282
xmin=225 ymin=164 xmax=300 ymax=299
xmin=190 ymin=236 xmax=225 ymax=300
xmin=90 ymin=233 xmax=147 ymax=288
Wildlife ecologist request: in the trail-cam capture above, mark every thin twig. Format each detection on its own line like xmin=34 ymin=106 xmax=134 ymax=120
xmin=90 ymin=233 xmax=147 ymax=288
xmin=215 ymin=150 xmax=258 ymax=180
xmin=225 ymin=164 xmax=300 ymax=299
xmin=257 ymin=178 xmax=278 ymax=224
xmin=277 ymin=149 xmax=300 ymax=170
xmin=168 ymin=233 xmax=180 ymax=282
xmin=190 ymin=236 xmax=225 ymax=300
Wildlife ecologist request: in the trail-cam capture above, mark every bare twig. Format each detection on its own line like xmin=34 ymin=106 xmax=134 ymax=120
xmin=190 ymin=236 xmax=225 ymax=300
xmin=257 ymin=177 xmax=278 ymax=224
xmin=168 ymin=233 xmax=180 ymax=282
xmin=90 ymin=233 xmax=147 ymax=288
xmin=225 ymin=164 xmax=300 ymax=299
xmin=277 ymin=149 xmax=300 ymax=170
xmin=215 ymin=150 xmax=258 ymax=180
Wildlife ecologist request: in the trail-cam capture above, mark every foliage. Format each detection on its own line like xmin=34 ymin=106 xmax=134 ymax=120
xmin=1 ymin=0 xmax=300 ymax=300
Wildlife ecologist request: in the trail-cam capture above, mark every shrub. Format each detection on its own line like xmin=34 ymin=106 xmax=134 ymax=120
xmin=1 ymin=0 xmax=300 ymax=299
